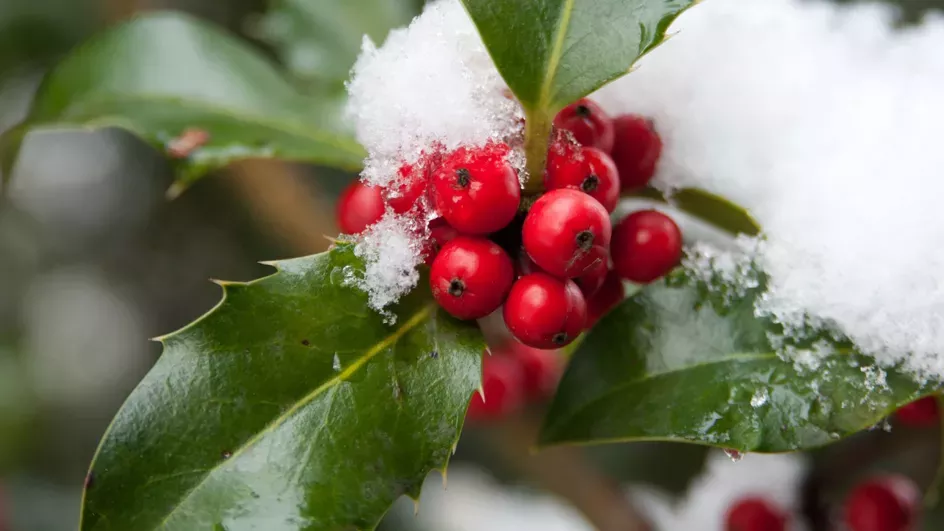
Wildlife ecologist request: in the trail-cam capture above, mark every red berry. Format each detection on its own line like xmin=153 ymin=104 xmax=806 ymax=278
xmin=336 ymin=181 xmax=385 ymax=235
xmin=384 ymin=150 xmax=445 ymax=214
xmin=507 ymin=342 xmax=562 ymax=400
xmin=611 ymin=114 xmax=662 ymax=190
xmin=467 ymin=352 xmax=524 ymax=421
xmin=611 ymin=210 xmax=682 ymax=283
xmin=895 ymin=396 xmax=939 ymax=427
xmin=523 ymin=189 xmax=612 ymax=278
xmin=844 ymin=476 xmax=919 ymax=531
xmin=574 ymin=259 xmax=608 ymax=298
xmin=384 ymin=163 xmax=428 ymax=214
xmin=553 ymin=98 xmax=614 ymax=152
xmin=724 ymin=498 xmax=787 ymax=531
xmin=430 ymin=236 xmax=514 ymax=320
xmin=585 ymin=270 xmax=625 ymax=328
xmin=504 ymin=273 xmax=587 ymax=349
xmin=431 ymin=143 xmax=521 ymax=235
xmin=423 ymin=218 xmax=459 ymax=265
xmin=545 ymin=146 xmax=620 ymax=212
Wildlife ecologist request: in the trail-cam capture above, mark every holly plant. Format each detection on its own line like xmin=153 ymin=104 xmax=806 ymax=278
xmin=1 ymin=0 xmax=940 ymax=530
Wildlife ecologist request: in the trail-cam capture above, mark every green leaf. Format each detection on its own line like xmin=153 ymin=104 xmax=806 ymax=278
xmin=2 ymin=12 xmax=366 ymax=195
xmin=460 ymin=0 xmax=696 ymax=114
xmin=540 ymin=268 xmax=939 ymax=452
xmin=628 ymin=187 xmax=762 ymax=237
xmin=257 ymin=0 xmax=416 ymax=95
xmin=460 ymin=0 xmax=697 ymax=185
xmin=80 ymin=244 xmax=483 ymax=531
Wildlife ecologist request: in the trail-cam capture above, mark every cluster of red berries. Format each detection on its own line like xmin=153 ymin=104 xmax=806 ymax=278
xmin=336 ymin=98 xmax=680 ymax=349
xmin=723 ymin=474 xmax=920 ymax=531
xmin=465 ymin=340 xmax=562 ymax=421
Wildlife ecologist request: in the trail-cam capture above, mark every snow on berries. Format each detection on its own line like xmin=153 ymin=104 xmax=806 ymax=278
xmin=341 ymin=0 xmax=676 ymax=339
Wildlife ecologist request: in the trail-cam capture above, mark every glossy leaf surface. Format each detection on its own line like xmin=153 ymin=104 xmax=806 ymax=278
xmin=2 ymin=13 xmax=365 ymax=194
xmin=80 ymin=245 xmax=483 ymax=530
xmin=541 ymin=268 xmax=938 ymax=452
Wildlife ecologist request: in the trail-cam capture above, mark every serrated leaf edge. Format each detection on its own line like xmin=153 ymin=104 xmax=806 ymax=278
xmin=80 ymin=252 xmax=477 ymax=530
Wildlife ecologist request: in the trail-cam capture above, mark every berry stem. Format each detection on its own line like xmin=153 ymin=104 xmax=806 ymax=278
xmin=623 ymin=186 xmax=761 ymax=236
xmin=524 ymin=109 xmax=553 ymax=193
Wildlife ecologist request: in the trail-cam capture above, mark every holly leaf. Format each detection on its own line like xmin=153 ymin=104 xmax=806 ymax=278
xmin=80 ymin=244 xmax=483 ymax=530
xmin=1 ymin=12 xmax=365 ymax=196
xmin=256 ymin=0 xmax=415 ymax=95
xmin=540 ymin=267 xmax=938 ymax=452
xmin=459 ymin=0 xmax=697 ymax=115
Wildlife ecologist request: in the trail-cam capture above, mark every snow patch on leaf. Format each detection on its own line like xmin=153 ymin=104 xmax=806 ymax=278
xmin=598 ymin=0 xmax=944 ymax=380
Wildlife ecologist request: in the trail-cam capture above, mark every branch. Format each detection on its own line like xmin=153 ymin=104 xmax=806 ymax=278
xmin=488 ymin=413 xmax=651 ymax=531
xmin=226 ymin=160 xmax=338 ymax=255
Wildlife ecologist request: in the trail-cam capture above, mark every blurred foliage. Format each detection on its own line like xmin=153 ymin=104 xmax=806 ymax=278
xmin=0 ymin=0 xmax=99 ymax=79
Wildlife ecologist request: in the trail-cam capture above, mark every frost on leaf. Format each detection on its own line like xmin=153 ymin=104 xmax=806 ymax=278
xmin=595 ymin=0 xmax=944 ymax=382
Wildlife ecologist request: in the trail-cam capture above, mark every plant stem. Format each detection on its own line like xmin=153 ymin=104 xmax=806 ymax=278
xmin=523 ymin=110 xmax=553 ymax=193
xmin=488 ymin=413 xmax=651 ymax=531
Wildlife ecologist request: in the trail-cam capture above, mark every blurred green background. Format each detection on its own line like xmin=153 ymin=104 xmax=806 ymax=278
xmin=0 ymin=0 xmax=941 ymax=529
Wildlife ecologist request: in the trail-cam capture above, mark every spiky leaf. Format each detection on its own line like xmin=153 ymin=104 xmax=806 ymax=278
xmin=80 ymin=244 xmax=483 ymax=530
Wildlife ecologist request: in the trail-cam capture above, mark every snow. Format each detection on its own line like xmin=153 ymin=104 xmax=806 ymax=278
xmin=346 ymin=0 xmax=522 ymax=190
xmin=388 ymin=454 xmax=807 ymax=531
xmin=345 ymin=213 xmax=425 ymax=322
xmin=344 ymin=0 xmax=523 ymax=313
xmin=651 ymin=450 xmax=810 ymax=531
xmin=595 ymin=0 xmax=944 ymax=380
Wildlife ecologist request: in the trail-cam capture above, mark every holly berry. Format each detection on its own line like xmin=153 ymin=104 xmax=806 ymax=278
xmin=336 ymin=181 xmax=385 ymax=234
xmin=431 ymin=142 xmax=521 ymax=235
xmin=895 ymin=396 xmax=939 ymax=427
xmin=508 ymin=342 xmax=562 ymax=400
xmin=384 ymin=163 xmax=428 ymax=214
xmin=430 ymin=237 xmax=514 ymax=320
xmin=585 ymin=270 xmax=625 ymax=328
xmin=843 ymin=475 xmax=919 ymax=531
xmin=611 ymin=114 xmax=662 ymax=190
xmin=574 ymin=259 xmax=608 ymax=298
xmin=423 ymin=218 xmax=459 ymax=265
xmin=504 ymin=273 xmax=587 ymax=349
xmin=545 ymin=146 xmax=620 ymax=212
xmin=523 ymin=189 xmax=612 ymax=278
xmin=724 ymin=498 xmax=787 ymax=531
xmin=384 ymin=150 xmax=445 ymax=214
xmin=611 ymin=210 xmax=682 ymax=283
xmin=467 ymin=352 xmax=524 ymax=421
xmin=553 ymin=98 xmax=614 ymax=152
